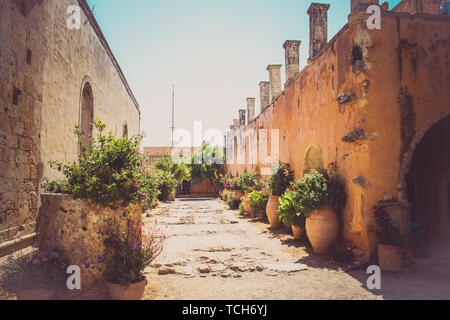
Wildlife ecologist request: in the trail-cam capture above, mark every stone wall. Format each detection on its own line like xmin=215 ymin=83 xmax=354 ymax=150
xmin=0 ymin=0 xmax=141 ymax=247
xmin=225 ymin=11 xmax=449 ymax=261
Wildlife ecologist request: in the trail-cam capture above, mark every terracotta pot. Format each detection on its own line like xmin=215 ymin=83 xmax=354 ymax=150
xmin=168 ymin=192 xmax=176 ymax=201
xmin=256 ymin=210 xmax=266 ymax=220
xmin=234 ymin=190 xmax=244 ymax=201
xmin=242 ymin=193 xmax=251 ymax=213
xmin=16 ymin=289 xmax=54 ymax=300
xmin=378 ymin=244 xmax=403 ymax=272
xmin=305 ymin=208 xmax=339 ymax=253
xmin=292 ymin=225 xmax=305 ymax=240
xmin=266 ymin=196 xmax=282 ymax=228
xmin=107 ymin=278 xmax=147 ymax=300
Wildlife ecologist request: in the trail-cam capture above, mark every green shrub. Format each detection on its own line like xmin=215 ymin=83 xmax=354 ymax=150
xmin=155 ymin=169 xmax=178 ymax=202
xmin=268 ymin=162 xmax=295 ymax=196
xmin=248 ymin=191 xmax=269 ymax=216
xmin=238 ymin=171 xmax=259 ymax=192
xmin=278 ymin=189 xmax=306 ymax=227
xmin=154 ymin=156 xmax=191 ymax=183
xmin=41 ymin=120 xmax=159 ymax=207
xmin=227 ymin=198 xmax=241 ymax=210
xmin=372 ymin=206 xmax=402 ymax=245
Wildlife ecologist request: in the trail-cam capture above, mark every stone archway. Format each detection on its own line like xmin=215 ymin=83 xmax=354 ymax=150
xmin=79 ymin=77 xmax=94 ymax=150
xmin=303 ymin=145 xmax=324 ymax=175
xmin=402 ymin=113 xmax=450 ymax=258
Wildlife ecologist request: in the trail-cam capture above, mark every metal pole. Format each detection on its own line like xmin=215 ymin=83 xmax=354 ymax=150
xmin=171 ymin=84 xmax=175 ymax=147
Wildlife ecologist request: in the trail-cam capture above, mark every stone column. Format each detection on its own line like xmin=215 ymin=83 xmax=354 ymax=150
xmin=349 ymin=0 xmax=379 ymax=21
xmin=259 ymin=81 xmax=270 ymax=112
xmin=239 ymin=109 xmax=246 ymax=127
xmin=266 ymin=65 xmax=282 ymax=102
xmin=307 ymin=3 xmax=330 ymax=62
xmin=283 ymin=40 xmax=301 ymax=87
xmin=246 ymin=98 xmax=256 ymax=123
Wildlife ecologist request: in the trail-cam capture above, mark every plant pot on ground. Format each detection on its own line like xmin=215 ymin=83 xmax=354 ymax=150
xmin=373 ymin=206 xmax=403 ymax=272
xmin=248 ymin=191 xmax=269 ymax=220
xmin=279 ymin=188 xmax=307 ymax=240
xmin=0 ymin=251 xmax=68 ymax=300
xmin=267 ymin=162 xmax=295 ymax=228
xmin=103 ymin=218 xmax=165 ymax=300
xmin=298 ymin=164 xmax=346 ymax=253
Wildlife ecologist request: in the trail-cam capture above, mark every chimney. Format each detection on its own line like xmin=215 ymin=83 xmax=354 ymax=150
xmin=239 ymin=110 xmax=246 ymax=127
xmin=349 ymin=0 xmax=379 ymax=21
xmin=246 ymin=98 xmax=256 ymax=123
xmin=283 ymin=40 xmax=301 ymax=87
xmin=307 ymin=3 xmax=330 ymax=62
xmin=233 ymin=119 xmax=239 ymax=128
xmin=266 ymin=65 xmax=282 ymax=102
xmin=259 ymin=81 xmax=270 ymax=112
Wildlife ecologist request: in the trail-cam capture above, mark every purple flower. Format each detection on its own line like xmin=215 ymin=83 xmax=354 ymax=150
xmin=141 ymin=192 xmax=147 ymax=196
xmin=32 ymin=259 xmax=40 ymax=265
xmin=131 ymin=243 xmax=137 ymax=249
xmin=98 ymin=256 xmax=103 ymax=263
xmin=97 ymin=228 xmax=102 ymax=235
xmin=50 ymin=252 xmax=60 ymax=259
xmin=85 ymin=263 xmax=91 ymax=269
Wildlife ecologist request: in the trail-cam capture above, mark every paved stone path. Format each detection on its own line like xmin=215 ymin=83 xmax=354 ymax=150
xmin=142 ymin=199 xmax=450 ymax=300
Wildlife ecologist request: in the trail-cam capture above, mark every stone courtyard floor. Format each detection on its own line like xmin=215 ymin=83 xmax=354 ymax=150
xmin=142 ymin=198 xmax=450 ymax=300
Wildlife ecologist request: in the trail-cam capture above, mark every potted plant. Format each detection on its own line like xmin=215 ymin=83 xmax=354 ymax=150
xmin=278 ymin=185 xmax=307 ymax=239
xmin=232 ymin=178 xmax=244 ymax=201
xmin=301 ymin=164 xmax=346 ymax=253
xmin=248 ymin=191 xmax=270 ymax=220
xmin=103 ymin=218 xmax=165 ymax=300
xmin=373 ymin=206 xmax=403 ymax=272
xmin=240 ymin=172 xmax=259 ymax=213
xmin=0 ymin=251 xmax=68 ymax=300
xmin=267 ymin=162 xmax=295 ymax=228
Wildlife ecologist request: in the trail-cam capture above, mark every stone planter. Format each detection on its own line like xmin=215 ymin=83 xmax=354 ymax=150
xmin=305 ymin=208 xmax=339 ymax=253
xmin=107 ymin=278 xmax=147 ymax=300
xmin=266 ymin=196 xmax=282 ymax=228
xmin=37 ymin=194 xmax=142 ymax=296
xmin=15 ymin=289 xmax=55 ymax=300
xmin=378 ymin=244 xmax=403 ymax=272
xmin=292 ymin=225 xmax=305 ymax=240
xmin=242 ymin=193 xmax=251 ymax=213
xmin=233 ymin=190 xmax=244 ymax=201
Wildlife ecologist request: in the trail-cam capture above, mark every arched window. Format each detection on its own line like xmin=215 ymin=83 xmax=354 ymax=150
xmin=303 ymin=145 xmax=324 ymax=174
xmin=80 ymin=80 xmax=94 ymax=151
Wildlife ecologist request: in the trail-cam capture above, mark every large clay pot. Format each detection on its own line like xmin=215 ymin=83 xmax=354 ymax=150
xmin=234 ymin=190 xmax=244 ymax=201
xmin=16 ymin=289 xmax=54 ymax=300
xmin=378 ymin=244 xmax=403 ymax=272
xmin=242 ymin=193 xmax=251 ymax=213
xmin=292 ymin=225 xmax=305 ymax=240
xmin=266 ymin=196 xmax=282 ymax=228
xmin=107 ymin=278 xmax=147 ymax=300
xmin=305 ymin=208 xmax=339 ymax=253
xmin=168 ymin=192 xmax=176 ymax=201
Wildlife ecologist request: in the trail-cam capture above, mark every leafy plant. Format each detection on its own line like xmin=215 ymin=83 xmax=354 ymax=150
xmin=292 ymin=164 xmax=346 ymax=219
xmin=0 ymin=251 xmax=68 ymax=294
xmin=231 ymin=177 xmax=243 ymax=191
xmin=41 ymin=120 xmax=159 ymax=207
xmin=278 ymin=189 xmax=306 ymax=227
xmin=155 ymin=169 xmax=178 ymax=202
xmin=103 ymin=218 xmax=165 ymax=288
xmin=238 ymin=171 xmax=259 ymax=193
xmin=268 ymin=162 xmax=295 ymax=196
xmin=372 ymin=206 xmax=402 ymax=246
xmin=154 ymin=156 xmax=191 ymax=183
xmin=248 ymin=191 xmax=269 ymax=216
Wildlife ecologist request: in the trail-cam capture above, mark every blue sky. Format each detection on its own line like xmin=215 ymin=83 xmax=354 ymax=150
xmin=86 ymin=0 xmax=402 ymax=147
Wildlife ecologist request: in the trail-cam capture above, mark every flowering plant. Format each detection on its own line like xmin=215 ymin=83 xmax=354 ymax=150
xmin=248 ymin=191 xmax=269 ymax=217
xmin=372 ymin=206 xmax=402 ymax=246
xmin=103 ymin=218 xmax=165 ymax=288
xmin=41 ymin=120 xmax=159 ymax=207
xmin=268 ymin=162 xmax=295 ymax=196
xmin=0 ymin=250 xmax=68 ymax=294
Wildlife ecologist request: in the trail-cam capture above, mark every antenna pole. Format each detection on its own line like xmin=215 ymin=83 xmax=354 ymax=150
xmin=171 ymin=84 xmax=175 ymax=147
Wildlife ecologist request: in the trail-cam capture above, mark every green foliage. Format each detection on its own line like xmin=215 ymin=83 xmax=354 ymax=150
xmin=238 ymin=202 xmax=246 ymax=216
xmin=292 ymin=167 xmax=346 ymax=219
xmin=332 ymin=241 xmax=355 ymax=264
xmin=41 ymin=120 xmax=159 ymax=207
xmin=154 ymin=156 xmax=191 ymax=183
xmin=0 ymin=251 xmax=68 ymax=294
xmin=227 ymin=197 xmax=241 ymax=210
xmin=103 ymin=218 xmax=165 ymax=288
xmin=188 ymin=143 xmax=224 ymax=181
xmin=278 ymin=190 xmax=306 ymax=227
xmin=372 ymin=206 xmax=402 ymax=246
xmin=268 ymin=162 xmax=295 ymax=196
xmin=231 ymin=177 xmax=243 ymax=191
xmin=238 ymin=171 xmax=259 ymax=192
xmin=155 ymin=169 xmax=178 ymax=202
xmin=248 ymin=191 xmax=269 ymax=216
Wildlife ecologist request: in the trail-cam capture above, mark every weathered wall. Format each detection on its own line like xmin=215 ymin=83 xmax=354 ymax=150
xmin=226 ymin=11 xmax=449 ymax=261
xmin=0 ymin=0 xmax=46 ymax=244
xmin=0 ymin=0 xmax=141 ymax=246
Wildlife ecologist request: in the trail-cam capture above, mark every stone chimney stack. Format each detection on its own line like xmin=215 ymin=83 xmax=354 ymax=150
xmin=307 ymin=3 xmax=330 ymax=62
xmin=259 ymin=81 xmax=270 ymax=112
xmin=266 ymin=65 xmax=282 ymax=102
xmin=283 ymin=40 xmax=301 ymax=87
xmin=246 ymin=98 xmax=256 ymax=123
xmin=349 ymin=0 xmax=379 ymax=21
xmin=239 ymin=109 xmax=246 ymax=127
xmin=233 ymin=119 xmax=239 ymax=128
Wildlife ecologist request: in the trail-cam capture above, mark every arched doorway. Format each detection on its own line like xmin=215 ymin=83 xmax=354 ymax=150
xmin=80 ymin=80 xmax=94 ymax=150
xmin=406 ymin=114 xmax=450 ymax=259
xmin=303 ymin=145 xmax=324 ymax=175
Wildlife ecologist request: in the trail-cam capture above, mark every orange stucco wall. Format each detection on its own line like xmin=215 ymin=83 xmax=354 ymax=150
xmin=225 ymin=11 xmax=450 ymax=261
